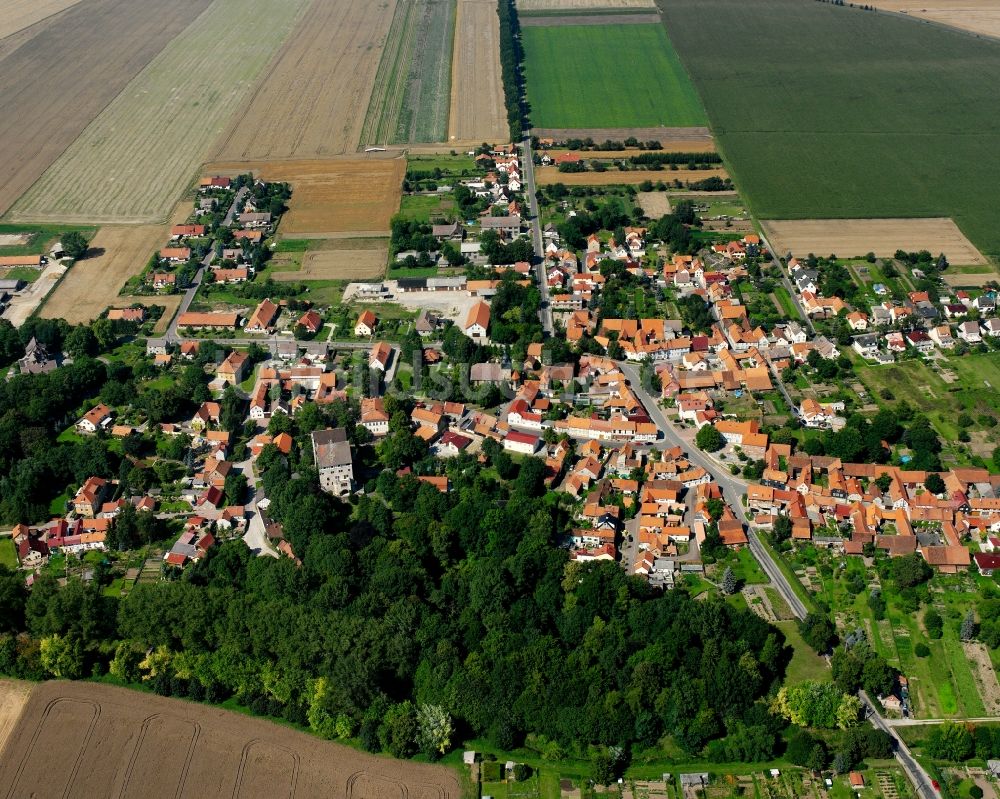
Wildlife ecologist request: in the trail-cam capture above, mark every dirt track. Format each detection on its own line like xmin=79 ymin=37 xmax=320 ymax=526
xmin=872 ymin=0 xmax=1000 ymax=39
xmin=0 ymin=0 xmax=212 ymax=216
xmin=205 ymin=158 xmax=405 ymax=236
xmin=0 ymin=0 xmax=83 ymax=38
xmin=761 ymin=218 xmax=988 ymax=265
xmin=448 ymin=0 xmax=509 ymax=144
xmin=41 ymin=224 xmax=172 ymax=324
xmin=536 ymin=166 xmax=728 ymax=185
xmin=0 ymin=681 xmax=463 ymax=799
xmin=211 ymin=0 xmax=398 ymax=160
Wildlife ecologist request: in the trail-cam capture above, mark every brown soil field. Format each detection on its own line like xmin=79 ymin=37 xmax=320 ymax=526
xmin=0 ymin=0 xmax=212 ymax=217
xmin=637 ymin=192 xmax=672 ymax=216
xmin=40 ymin=224 xmax=170 ymax=324
xmin=941 ymin=268 xmax=1000 ymax=287
xmin=518 ymin=0 xmax=656 ymax=9
xmin=211 ymin=0 xmax=398 ymax=160
xmin=964 ymin=641 xmax=1000 ymax=715
xmin=449 ymin=0 xmax=509 ymax=144
xmin=521 ymin=12 xmax=660 ymax=24
xmin=0 ymin=0 xmax=83 ymax=38
xmin=536 ymin=166 xmax=728 ymax=185
xmin=872 ymin=0 xmax=1000 ymax=38
xmin=0 ymin=680 xmax=32 ymax=760
xmin=0 ymin=681 xmax=463 ymax=799
xmin=761 ymin=218 xmax=988 ymax=265
xmin=205 ymin=159 xmax=405 ymax=236
xmin=275 ymin=248 xmax=389 ymax=281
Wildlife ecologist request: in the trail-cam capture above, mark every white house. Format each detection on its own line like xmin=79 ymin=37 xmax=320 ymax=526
xmin=77 ymin=404 xmax=113 ymax=433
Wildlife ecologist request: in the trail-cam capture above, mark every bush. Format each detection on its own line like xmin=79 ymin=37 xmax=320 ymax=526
xmin=914 ymin=642 xmax=930 ymax=658
xmin=970 ymin=786 xmax=984 ymax=799
xmin=481 ymin=761 xmax=503 ymax=782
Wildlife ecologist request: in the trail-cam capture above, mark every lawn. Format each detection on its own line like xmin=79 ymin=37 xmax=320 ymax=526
xmin=396 ymin=194 xmax=456 ymax=223
xmin=0 ymin=538 xmax=17 ymax=570
xmin=774 ymin=621 xmax=830 ymax=685
xmin=659 ymin=0 xmax=1000 ymax=260
xmin=772 ymin=285 xmax=798 ymax=319
xmin=522 ymin=24 xmax=707 ymax=129
xmin=0 ymin=223 xmax=97 ymax=256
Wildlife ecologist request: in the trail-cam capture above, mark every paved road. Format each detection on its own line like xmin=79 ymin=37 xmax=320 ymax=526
xmin=861 ymin=692 xmax=939 ymax=799
xmin=520 ymin=137 xmax=553 ymax=336
xmin=758 ymin=229 xmax=815 ymax=335
xmin=618 ymin=360 xmax=809 ymax=621
xmin=166 ymin=187 xmax=249 ymax=342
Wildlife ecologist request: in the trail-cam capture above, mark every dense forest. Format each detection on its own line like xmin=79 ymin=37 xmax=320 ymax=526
xmin=0 ymin=406 xmax=794 ymax=766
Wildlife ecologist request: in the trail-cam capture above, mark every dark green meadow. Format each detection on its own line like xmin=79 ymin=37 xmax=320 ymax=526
xmin=658 ymin=0 xmax=1000 ymax=259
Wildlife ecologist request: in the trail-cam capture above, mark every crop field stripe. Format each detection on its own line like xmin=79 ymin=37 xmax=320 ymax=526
xmin=360 ymin=0 xmax=456 ymax=146
xmin=0 ymin=0 xmax=214 ymax=217
xmin=657 ymin=0 xmax=1000 ymax=261
xmin=521 ymin=23 xmax=707 ymax=129
xmin=9 ymin=0 xmax=312 ymax=223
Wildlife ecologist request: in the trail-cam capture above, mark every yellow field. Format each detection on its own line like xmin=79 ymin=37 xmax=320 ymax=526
xmin=40 ymin=225 xmax=170 ymax=324
xmin=9 ymin=0 xmax=311 ymax=224
xmin=212 ymin=0 xmax=399 ymax=160
xmin=872 ymin=0 xmax=1000 ymax=38
xmin=536 ymin=166 xmax=728 ymax=185
xmin=761 ymin=218 xmax=988 ymax=265
xmin=0 ymin=0 xmax=83 ymax=38
xmin=274 ymin=249 xmax=388 ymax=281
xmin=0 ymin=681 xmax=32 ymax=761
xmin=449 ymin=0 xmax=508 ymax=143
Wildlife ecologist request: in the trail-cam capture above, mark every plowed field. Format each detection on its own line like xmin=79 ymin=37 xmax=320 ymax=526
xmin=448 ymin=0 xmax=509 ymax=143
xmin=204 ymin=159 xmax=405 ymax=236
xmin=0 ymin=0 xmax=83 ymax=38
xmin=0 ymin=681 xmax=463 ymax=799
xmin=211 ymin=0 xmax=398 ymax=160
xmin=518 ymin=0 xmax=656 ymax=8
xmin=0 ymin=0 xmax=212 ymax=216
xmin=9 ymin=0 xmax=310 ymax=224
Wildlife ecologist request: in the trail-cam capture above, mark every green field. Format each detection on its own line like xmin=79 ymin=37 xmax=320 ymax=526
xmin=0 ymin=223 xmax=96 ymax=256
xmin=522 ymin=24 xmax=707 ymax=129
xmin=397 ymin=194 xmax=457 ymax=223
xmin=659 ymin=0 xmax=1000 ymax=260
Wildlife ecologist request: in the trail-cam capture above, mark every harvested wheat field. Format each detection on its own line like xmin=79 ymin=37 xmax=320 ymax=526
xmin=10 ymin=0 xmax=310 ymax=224
xmin=536 ymin=166 xmax=728 ymax=185
xmin=276 ymin=249 xmax=389 ymax=281
xmin=206 ymin=159 xmax=405 ymax=236
xmin=518 ymin=0 xmax=655 ymax=9
xmin=761 ymin=218 xmax=988 ymax=265
xmin=449 ymin=0 xmax=509 ymax=143
xmin=212 ymin=0 xmax=398 ymax=160
xmin=637 ymin=192 xmax=672 ymax=217
xmin=0 ymin=0 xmax=84 ymax=38
xmin=872 ymin=0 xmax=1000 ymax=38
xmin=0 ymin=0 xmax=212 ymax=216
xmin=41 ymin=225 xmax=169 ymax=324
xmin=0 ymin=681 xmax=462 ymax=799
xmin=0 ymin=680 xmax=32 ymax=760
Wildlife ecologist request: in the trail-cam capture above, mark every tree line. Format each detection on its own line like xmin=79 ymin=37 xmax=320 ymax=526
xmin=497 ymin=0 xmax=525 ymax=140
